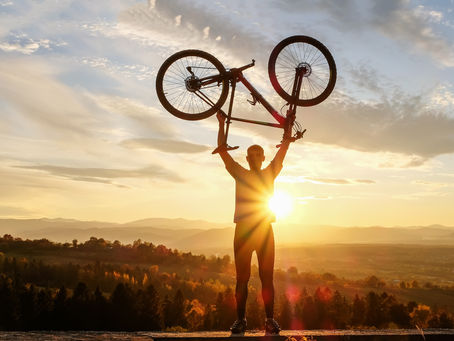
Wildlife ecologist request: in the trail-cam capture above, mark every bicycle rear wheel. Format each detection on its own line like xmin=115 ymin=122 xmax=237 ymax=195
xmin=268 ymin=36 xmax=336 ymax=106
xmin=156 ymin=50 xmax=229 ymax=120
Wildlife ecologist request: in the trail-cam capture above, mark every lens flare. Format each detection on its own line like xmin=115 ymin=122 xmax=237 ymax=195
xmin=268 ymin=190 xmax=293 ymax=219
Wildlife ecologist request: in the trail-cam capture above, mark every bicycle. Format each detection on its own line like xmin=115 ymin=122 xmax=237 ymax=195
xmin=155 ymin=35 xmax=336 ymax=152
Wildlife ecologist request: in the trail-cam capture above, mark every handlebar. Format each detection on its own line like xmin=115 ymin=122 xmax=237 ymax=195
xmin=239 ymin=59 xmax=255 ymax=72
xmin=229 ymin=60 xmax=255 ymax=75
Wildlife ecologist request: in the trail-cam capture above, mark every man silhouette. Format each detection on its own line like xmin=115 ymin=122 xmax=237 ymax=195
xmin=216 ymin=112 xmax=291 ymax=334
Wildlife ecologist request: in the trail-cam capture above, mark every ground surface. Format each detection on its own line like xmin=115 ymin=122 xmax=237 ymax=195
xmin=1 ymin=330 xmax=454 ymax=340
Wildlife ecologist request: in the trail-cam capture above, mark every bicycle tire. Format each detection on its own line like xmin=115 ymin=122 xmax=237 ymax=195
xmin=156 ymin=49 xmax=229 ymax=120
xmin=268 ymin=36 xmax=336 ymax=106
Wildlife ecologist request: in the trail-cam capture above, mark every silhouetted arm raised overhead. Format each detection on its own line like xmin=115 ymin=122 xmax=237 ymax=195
xmin=267 ymin=134 xmax=291 ymax=177
xmin=215 ymin=111 xmax=244 ymax=178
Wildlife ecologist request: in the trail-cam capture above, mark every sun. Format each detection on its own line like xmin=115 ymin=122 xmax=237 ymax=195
xmin=268 ymin=190 xmax=293 ymax=219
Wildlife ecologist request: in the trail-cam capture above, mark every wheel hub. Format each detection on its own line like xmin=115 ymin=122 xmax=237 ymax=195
xmin=185 ymin=76 xmax=201 ymax=92
xmin=297 ymin=62 xmax=312 ymax=77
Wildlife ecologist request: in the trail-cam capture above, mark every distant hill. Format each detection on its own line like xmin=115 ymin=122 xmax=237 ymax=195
xmin=0 ymin=217 xmax=232 ymax=246
xmin=1 ymin=218 xmax=454 ymax=251
xmin=274 ymin=224 xmax=454 ymax=245
xmin=0 ymin=218 xmax=118 ymax=232
xmin=172 ymin=227 xmax=234 ymax=252
xmin=124 ymin=217 xmax=228 ymax=230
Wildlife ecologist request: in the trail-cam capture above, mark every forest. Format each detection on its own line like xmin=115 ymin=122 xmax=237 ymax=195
xmin=1 ymin=234 xmax=454 ymax=331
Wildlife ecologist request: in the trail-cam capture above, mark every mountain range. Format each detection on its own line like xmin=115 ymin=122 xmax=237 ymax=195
xmin=2 ymin=218 xmax=454 ymax=255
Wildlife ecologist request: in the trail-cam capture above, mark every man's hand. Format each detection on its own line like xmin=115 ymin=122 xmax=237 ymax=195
xmin=216 ymin=111 xmax=225 ymax=125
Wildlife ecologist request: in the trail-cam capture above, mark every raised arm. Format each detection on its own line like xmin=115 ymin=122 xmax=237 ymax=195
xmin=216 ymin=111 xmax=236 ymax=167
xmin=272 ymin=138 xmax=290 ymax=167
xmin=217 ymin=111 xmax=227 ymax=148
xmin=267 ymin=123 xmax=293 ymax=177
xmin=270 ymin=139 xmax=290 ymax=171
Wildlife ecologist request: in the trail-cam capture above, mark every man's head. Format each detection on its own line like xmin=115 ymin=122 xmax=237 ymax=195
xmin=246 ymin=144 xmax=265 ymax=170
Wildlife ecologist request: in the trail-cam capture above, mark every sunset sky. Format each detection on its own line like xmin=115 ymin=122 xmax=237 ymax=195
xmin=1 ymin=0 xmax=454 ymax=227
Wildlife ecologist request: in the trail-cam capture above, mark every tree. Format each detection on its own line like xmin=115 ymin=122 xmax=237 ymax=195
xmin=18 ymin=283 xmax=37 ymax=330
xmin=52 ymin=285 xmax=68 ymax=329
xmin=70 ymin=282 xmax=92 ymax=329
xmin=137 ymin=284 xmax=161 ymax=330
xmin=171 ymin=289 xmax=187 ymax=328
xmin=365 ymin=275 xmax=386 ymax=288
xmin=213 ymin=288 xmax=236 ymax=330
xmin=439 ymin=312 xmax=454 ymax=328
xmin=110 ymin=282 xmax=136 ymax=330
xmin=93 ymin=286 xmax=109 ymax=330
xmin=329 ymin=290 xmax=349 ymax=329
xmin=389 ymin=303 xmax=411 ymax=328
xmin=162 ymin=295 xmax=173 ymax=328
xmin=35 ymin=288 xmax=52 ymax=330
xmin=351 ymin=294 xmax=366 ymax=327
xmin=314 ymin=286 xmax=332 ymax=329
xmin=365 ymin=291 xmax=385 ymax=327
xmin=246 ymin=290 xmax=265 ymax=329
xmin=277 ymin=294 xmax=292 ymax=329
xmin=202 ymin=304 xmax=215 ymax=330
xmin=301 ymin=295 xmax=317 ymax=329
xmin=410 ymin=304 xmax=431 ymax=328
xmin=410 ymin=280 xmax=420 ymax=289
xmin=186 ymin=299 xmax=205 ymax=331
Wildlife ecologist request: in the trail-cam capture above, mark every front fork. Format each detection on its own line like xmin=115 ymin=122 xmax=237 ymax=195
xmin=281 ymin=67 xmax=306 ymax=143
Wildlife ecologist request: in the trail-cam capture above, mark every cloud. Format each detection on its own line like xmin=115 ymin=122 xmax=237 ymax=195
xmin=114 ymin=0 xmax=276 ymax=72
xmin=348 ymin=63 xmax=384 ymax=94
xmin=15 ymin=164 xmax=183 ymax=184
xmin=429 ymin=83 xmax=454 ymax=112
xmin=0 ymin=32 xmax=66 ymax=55
xmin=304 ymin=93 xmax=454 ymax=159
xmin=278 ymin=176 xmax=375 ymax=185
xmin=354 ymin=179 xmax=376 ymax=184
xmin=89 ymin=95 xmax=176 ymax=138
xmin=377 ymin=154 xmax=430 ymax=169
xmin=0 ymin=57 xmax=95 ymax=138
xmin=413 ymin=180 xmax=451 ymax=188
xmin=307 ymin=177 xmax=351 ymax=185
xmin=113 ymin=0 xmax=454 ymax=161
xmin=370 ymin=0 xmax=454 ymax=67
xmin=0 ymin=205 xmax=35 ymax=217
xmin=310 ymin=0 xmax=364 ymax=32
xmin=79 ymin=56 xmax=154 ymax=81
xmin=120 ymin=137 xmax=210 ymax=153
xmin=273 ymin=0 xmax=454 ymax=67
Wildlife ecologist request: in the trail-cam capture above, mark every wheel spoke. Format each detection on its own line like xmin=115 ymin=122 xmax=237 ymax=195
xmin=270 ymin=36 xmax=336 ymax=105
xmin=159 ymin=54 xmax=225 ymax=116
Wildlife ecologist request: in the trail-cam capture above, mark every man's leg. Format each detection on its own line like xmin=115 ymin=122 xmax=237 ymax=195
xmin=234 ymin=224 xmax=254 ymax=319
xmin=256 ymin=225 xmax=275 ymax=318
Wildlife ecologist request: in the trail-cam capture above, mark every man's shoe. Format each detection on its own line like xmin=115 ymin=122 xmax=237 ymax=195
xmin=230 ymin=318 xmax=247 ymax=334
xmin=265 ymin=318 xmax=281 ymax=335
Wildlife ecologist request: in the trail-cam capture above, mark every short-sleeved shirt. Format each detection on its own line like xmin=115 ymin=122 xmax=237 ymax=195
xmin=225 ymin=158 xmax=283 ymax=224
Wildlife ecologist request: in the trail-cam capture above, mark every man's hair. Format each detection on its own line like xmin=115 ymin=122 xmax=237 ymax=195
xmin=247 ymin=144 xmax=264 ymax=156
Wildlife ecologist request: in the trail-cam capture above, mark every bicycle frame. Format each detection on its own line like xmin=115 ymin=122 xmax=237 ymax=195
xmin=218 ymin=63 xmax=304 ymax=146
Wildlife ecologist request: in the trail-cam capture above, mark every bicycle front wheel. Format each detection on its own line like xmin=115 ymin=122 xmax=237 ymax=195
xmin=156 ymin=50 xmax=229 ymax=120
xmin=268 ymin=36 xmax=336 ymax=106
